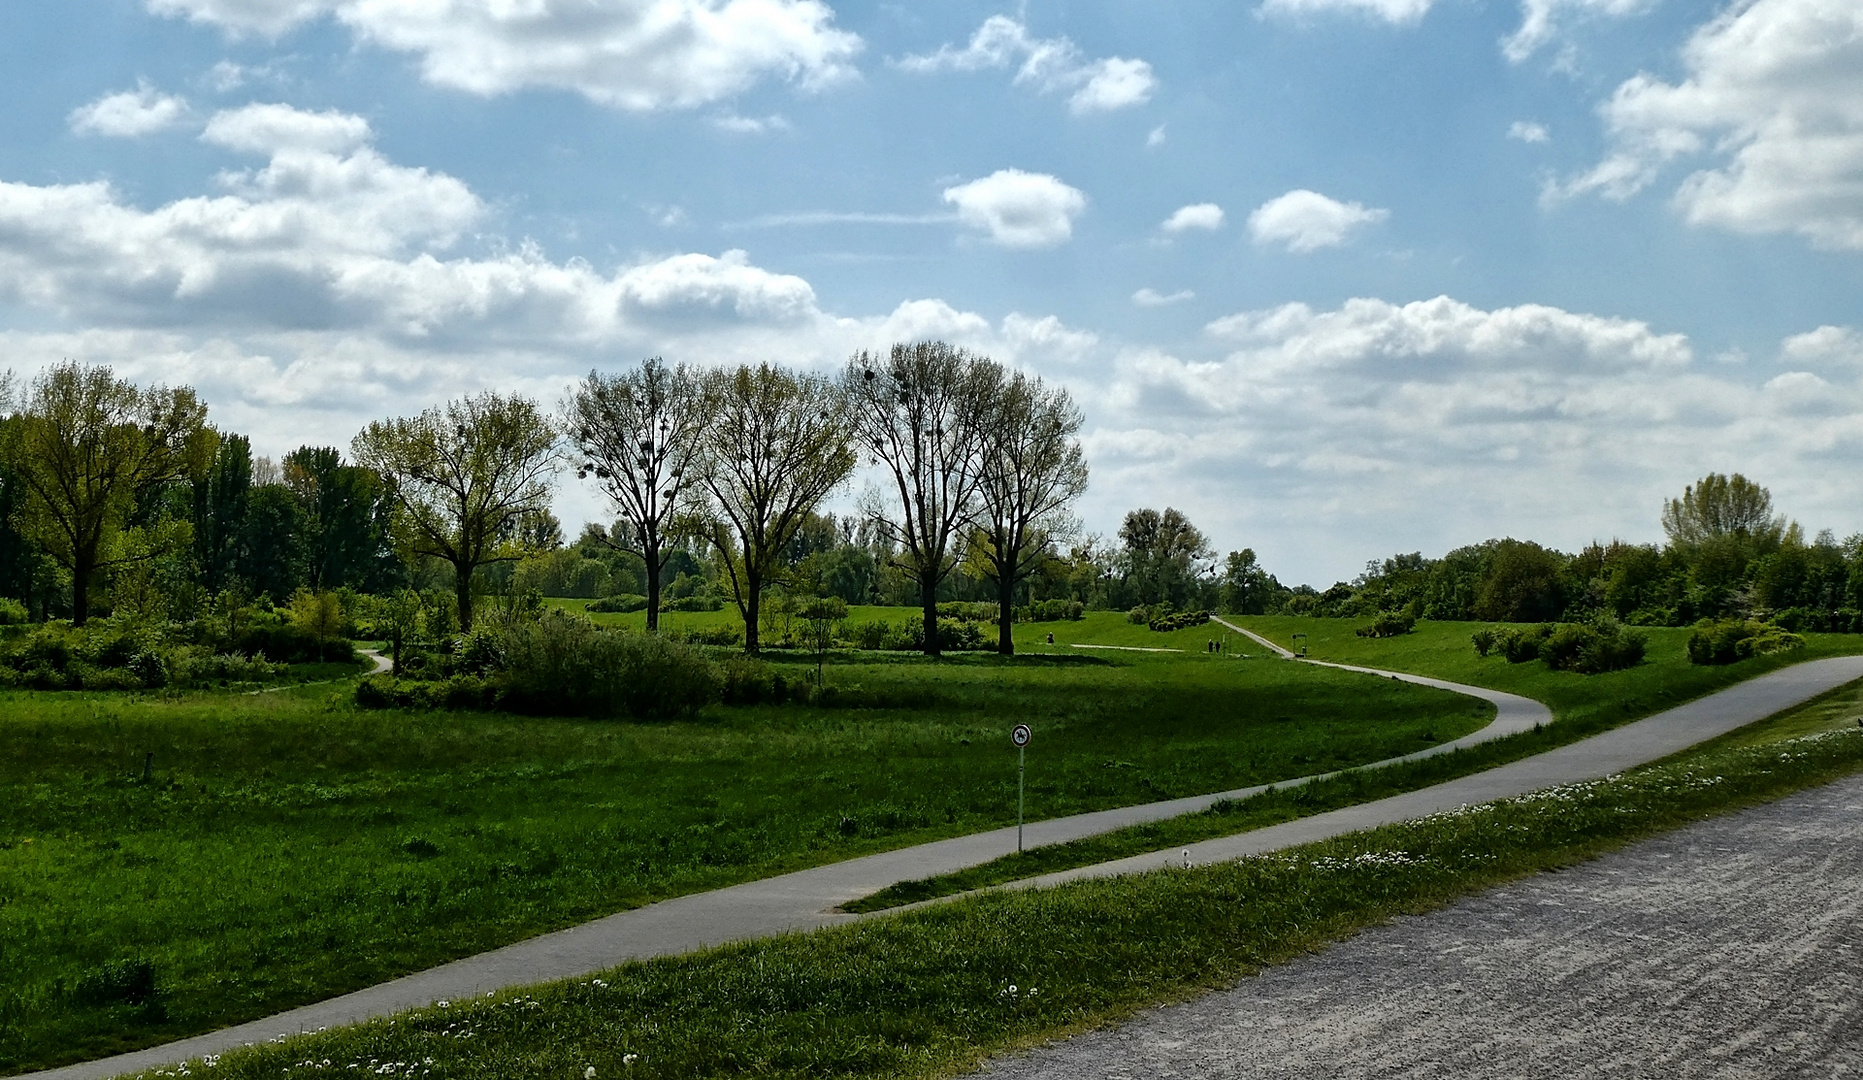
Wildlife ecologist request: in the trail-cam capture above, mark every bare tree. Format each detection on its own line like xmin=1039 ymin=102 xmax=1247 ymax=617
xmin=696 ymin=364 xmax=854 ymax=653
xmin=565 ymin=359 xmax=705 ymax=632
xmin=972 ymin=372 xmax=1088 ymax=654
xmin=1 ymin=362 xmax=210 ymax=625
xmin=353 ymin=392 xmax=559 ymax=632
xmin=845 ymin=342 xmax=1003 ymax=655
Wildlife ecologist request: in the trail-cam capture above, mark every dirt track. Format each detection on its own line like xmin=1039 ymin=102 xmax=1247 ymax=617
xmin=982 ymin=771 xmax=1863 ymax=1080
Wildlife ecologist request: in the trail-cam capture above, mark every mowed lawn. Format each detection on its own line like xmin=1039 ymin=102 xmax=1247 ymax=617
xmin=0 ymin=613 xmax=1486 ymax=1072
xmin=1238 ymin=615 xmax=1863 ymax=731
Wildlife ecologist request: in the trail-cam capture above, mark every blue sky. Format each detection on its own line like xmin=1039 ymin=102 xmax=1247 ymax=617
xmin=1 ymin=0 xmax=1860 ymax=584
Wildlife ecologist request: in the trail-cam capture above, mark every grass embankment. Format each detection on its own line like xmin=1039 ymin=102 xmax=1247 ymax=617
xmin=844 ymin=617 xmax=1863 ymax=910
xmin=0 ymin=638 xmax=1480 ymax=1072
xmin=145 ymin=677 xmax=1863 ymax=1080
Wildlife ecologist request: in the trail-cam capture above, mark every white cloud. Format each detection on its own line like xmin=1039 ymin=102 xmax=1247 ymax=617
xmin=149 ymin=0 xmax=863 ymax=112
xmin=1147 ymin=125 xmax=1167 ymax=148
xmin=1161 ymin=203 xmax=1225 ymax=233
xmin=941 ymin=169 xmax=1087 ymax=249
xmin=898 ymin=15 xmax=1155 ymax=114
xmin=1133 ymin=288 xmax=1194 ymax=307
xmin=711 ymin=113 xmax=791 ymax=135
xmin=1076 ymin=295 xmax=1863 ymax=584
xmin=68 ymin=84 xmax=190 ymax=138
xmin=1554 ymin=0 xmax=1863 ymax=249
xmin=1259 ymin=0 xmax=1434 ymax=27
xmin=1508 ymin=120 xmax=1550 ymax=144
xmin=1504 ymin=0 xmax=1651 ymax=62
xmin=201 ymin=102 xmax=373 ymax=153
xmin=1247 ymin=189 xmax=1388 ymax=252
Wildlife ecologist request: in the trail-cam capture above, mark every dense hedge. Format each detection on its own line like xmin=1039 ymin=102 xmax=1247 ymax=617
xmin=1472 ymin=620 xmax=1647 ymax=674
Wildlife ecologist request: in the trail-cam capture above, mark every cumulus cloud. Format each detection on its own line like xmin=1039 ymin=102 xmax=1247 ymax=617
xmin=1508 ymin=120 xmax=1550 ymax=143
xmin=942 ymin=169 xmax=1087 ymax=248
xmin=1259 ymin=0 xmax=1434 ymax=27
xmin=1504 ymin=0 xmax=1651 ymax=62
xmin=1161 ymin=203 xmax=1225 ymax=233
xmin=1247 ymin=189 xmax=1388 ymax=252
xmin=898 ymin=15 xmax=1155 ymax=114
xmin=68 ymin=84 xmax=190 ymax=137
xmin=1072 ymin=294 xmax=1863 ymax=584
xmin=148 ymin=0 xmax=862 ymax=112
xmin=1133 ymin=288 xmax=1194 ymax=307
xmin=201 ymin=102 xmax=373 ymax=153
xmin=1553 ymin=0 xmax=1863 ymax=249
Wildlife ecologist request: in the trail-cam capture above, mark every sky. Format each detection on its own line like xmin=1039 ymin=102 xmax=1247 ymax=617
xmin=1 ymin=0 xmax=1860 ymax=586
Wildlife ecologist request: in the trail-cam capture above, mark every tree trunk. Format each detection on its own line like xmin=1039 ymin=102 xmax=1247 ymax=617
xmin=644 ymin=537 xmax=662 ymax=633
xmin=455 ymin=562 xmax=475 ymax=633
xmin=743 ymin=566 xmax=761 ymax=654
xmin=921 ymin=569 xmax=941 ymax=656
xmin=71 ymin=548 xmax=94 ymax=627
xmin=996 ymin=568 xmax=1016 ymax=656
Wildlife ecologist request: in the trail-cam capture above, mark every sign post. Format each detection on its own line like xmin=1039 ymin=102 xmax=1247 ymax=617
xmin=1011 ymin=723 xmax=1032 ymax=853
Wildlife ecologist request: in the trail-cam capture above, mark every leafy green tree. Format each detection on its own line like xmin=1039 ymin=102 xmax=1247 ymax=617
xmin=845 ymin=342 xmax=1003 ymax=655
xmin=1663 ymin=473 xmax=1789 ymax=548
xmin=283 ymin=446 xmax=394 ymax=591
xmin=192 ymin=431 xmax=252 ymax=594
xmin=1219 ymin=549 xmax=1276 ymax=615
xmin=1473 ymin=539 xmax=1566 ymax=623
xmin=240 ymin=484 xmax=309 ymax=601
xmin=695 ymin=364 xmax=855 ymax=654
xmin=1117 ymin=507 xmax=1214 ymax=609
xmin=353 ymin=392 xmax=560 ymax=632
xmin=971 ymin=371 xmax=1087 ymax=654
xmin=0 ymin=362 xmax=209 ymax=624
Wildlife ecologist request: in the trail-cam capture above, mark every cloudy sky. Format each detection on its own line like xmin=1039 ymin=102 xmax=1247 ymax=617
xmin=2 ymin=0 xmax=1861 ymax=585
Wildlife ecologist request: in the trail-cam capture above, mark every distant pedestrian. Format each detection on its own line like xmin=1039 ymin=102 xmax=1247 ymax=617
xmin=1046 ymin=631 xmax=1054 ymax=645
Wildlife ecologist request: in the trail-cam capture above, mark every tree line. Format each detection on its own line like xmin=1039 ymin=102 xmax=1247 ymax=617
xmin=2 ymin=354 xmax=1850 ymax=655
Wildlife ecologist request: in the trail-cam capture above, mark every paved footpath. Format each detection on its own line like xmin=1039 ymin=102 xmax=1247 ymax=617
xmin=983 ymin=769 xmax=1863 ymax=1080
xmin=26 ymin=653 xmax=1863 ymax=1080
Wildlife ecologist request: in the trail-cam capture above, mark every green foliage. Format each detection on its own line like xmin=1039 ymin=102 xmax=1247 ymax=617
xmin=1687 ymin=619 xmax=1805 ymax=665
xmin=1016 ymin=599 xmax=1083 ymax=622
xmin=586 ymin=593 xmax=650 ymax=614
xmin=0 ymin=598 xmax=26 ymax=625
xmin=1355 ymin=611 xmax=1416 ymax=639
xmin=663 ymin=594 xmax=725 ymax=612
xmin=1148 ymin=609 xmax=1211 ymax=633
xmin=1535 ymin=620 xmax=1648 ymax=674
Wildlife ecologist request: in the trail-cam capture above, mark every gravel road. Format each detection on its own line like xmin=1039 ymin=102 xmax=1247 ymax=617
xmin=982 ymin=771 xmax=1863 ymax=1080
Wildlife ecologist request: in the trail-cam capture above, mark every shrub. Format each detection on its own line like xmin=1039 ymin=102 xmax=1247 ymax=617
xmin=1018 ymin=599 xmax=1084 ymax=622
xmin=1537 ymin=620 xmax=1647 ymax=674
xmin=586 ymin=593 xmax=650 ymax=614
xmin=845 ymin=619 xmax=897 ymax=650
xmin=667 ymin=622 xmax=744 ymax=648
xmin=1471 ymin=628 xmax=1498 ymax=657
xmin=497 ymin=610 xmax=719 ymax=718
xmin=1687 ymin=619 xmax=1805 ymax=665
xmin=0 ymin=598 xmax=27 ymax=625
xmin=663 ymin=595 xmax=725 ymax=613
xmin=1126 ymin=606 xmax=1150 ymax=624
xmin=169 ymin=648 xmax=287 ymax=687
xmin=1497 ymin=625 xmax=1554 ymax=664
xmin=936 ymin=601 xmax=998 ymax=623
xmin=1148 ymin=610 xmax=1211 ymax=633
xmin=1355 ymin=612 xmax=1416 ymax=639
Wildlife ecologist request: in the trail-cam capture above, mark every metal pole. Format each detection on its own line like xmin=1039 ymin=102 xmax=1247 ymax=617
xmin=1017 ymin=743 xmax=1026 ymax=853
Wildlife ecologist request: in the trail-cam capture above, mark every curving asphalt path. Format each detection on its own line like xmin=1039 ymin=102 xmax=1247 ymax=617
xmin=22 ymin=648 xmax=1863 ymax=1080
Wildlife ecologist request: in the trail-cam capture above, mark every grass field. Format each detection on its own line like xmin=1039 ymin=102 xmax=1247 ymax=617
xmin=0 ymin=616 xmax=1485 ymax=1073
xmin=146 ymin=672 xmax=1863 ymax=1080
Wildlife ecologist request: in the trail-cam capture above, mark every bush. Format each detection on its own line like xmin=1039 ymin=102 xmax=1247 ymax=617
xmin=1537 ymin=620 xmax=1647 ymax=674
xmin=936 ymin=601 xmax=998 ymax=623
xmin=586 ymin=594 xmax=650 ymax=614
xmin=1017 ymin=599 xmax=1084 ymax=622
xmin=1687 ymin=619 xmax=1805 ymax=665
xmin=169 ymin=647 xmax=287 ymax=687
xmin=1355 ymin=612 xmax=1416 ymax=639
xmin=1497 ymin=625 xmax=1554 ymax=664
xmin=497 ymin=610 xmax=720 ymax=718
xmin=663 ymin=595 xmax=725 ymax=613
xmin=1148 ymin=610 xmax=1211 ymax=633
xmin=1126 ymin=606 xmax=1150 ymax=624
xmin=845 ymin=619 xmax=898 ymax=650
xmin=667 ymin=622 xmax=744 ymax=647
xmin=0 ymin=598 xmax=27 ymax=625
xmin=1471 ymin=628 xmax=1498 ymax=657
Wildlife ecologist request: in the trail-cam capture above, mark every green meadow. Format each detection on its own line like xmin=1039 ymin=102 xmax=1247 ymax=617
xmin=0 ymin=611 xmax=1484 ymax=1072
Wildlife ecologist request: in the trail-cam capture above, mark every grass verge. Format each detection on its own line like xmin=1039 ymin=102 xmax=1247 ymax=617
xmin=149 ymin=706 xmax=1863 ymax=1080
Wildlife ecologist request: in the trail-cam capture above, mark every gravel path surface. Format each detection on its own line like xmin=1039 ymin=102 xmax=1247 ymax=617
xmin=982 ymin=771 xmax=1863 ymax=1080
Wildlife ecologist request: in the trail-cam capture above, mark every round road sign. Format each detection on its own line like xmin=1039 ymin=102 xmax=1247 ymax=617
xmin=1011 ymin=723 xmax=1032 ymax=748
